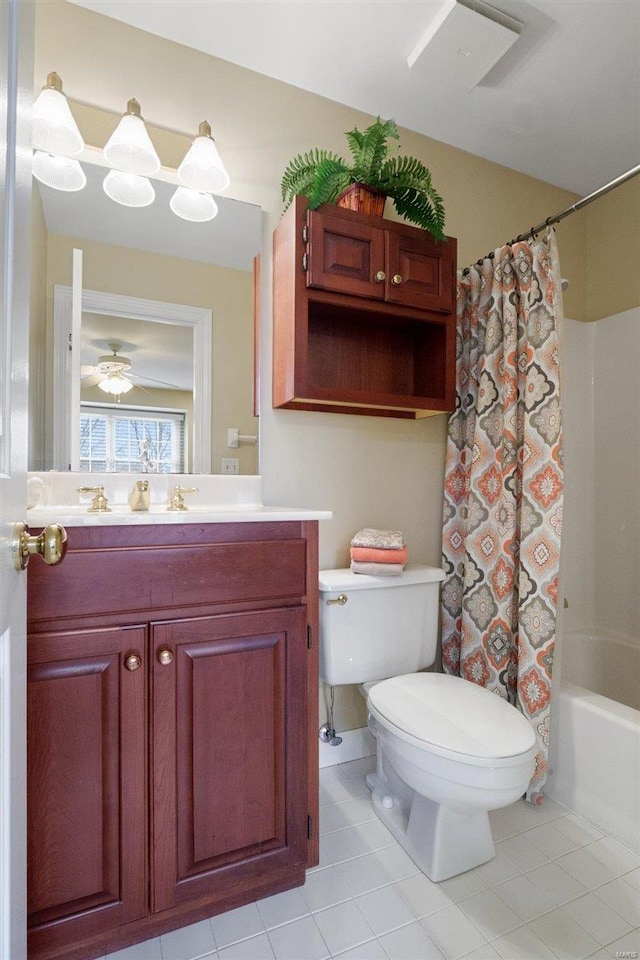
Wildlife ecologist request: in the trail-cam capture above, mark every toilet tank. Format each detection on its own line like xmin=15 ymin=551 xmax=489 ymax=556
xmin=318 ymin=565 xmax=445 ymax=686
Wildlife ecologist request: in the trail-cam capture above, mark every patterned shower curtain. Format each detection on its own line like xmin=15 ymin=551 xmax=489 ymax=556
xmin=441 ymin=230 xmax=564 ymax=803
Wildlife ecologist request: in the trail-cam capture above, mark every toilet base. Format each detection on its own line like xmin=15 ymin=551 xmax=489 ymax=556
xmin=366 ymin=769 xmax=496 ymax=882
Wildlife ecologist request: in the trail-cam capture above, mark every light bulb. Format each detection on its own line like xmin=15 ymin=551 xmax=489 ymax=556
xmin=103 ymin=98 xmax=160 ymax=176
xmin=32 ymin=152 xmax=86 ymax=192
xmin=103 ymin=169 xmax=155 ymax=208
xmin=177 ymin=121 xmax=230 ymax=194
xmin=170 ymin=186 xmax=218 ymax=222
xmin=32 ymin=73 xmax=84 ymax=157
xmin=98 ymin=374 xmax=134 ymax=395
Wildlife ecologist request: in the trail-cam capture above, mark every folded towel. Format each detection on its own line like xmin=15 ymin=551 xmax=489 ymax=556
xmin=351 ymin=561 xmax=405 ymax=577
xmin=351 ymin=528 xmax=404 ymax=550
xmin=350 ymin=546 xmax=408 ymax=565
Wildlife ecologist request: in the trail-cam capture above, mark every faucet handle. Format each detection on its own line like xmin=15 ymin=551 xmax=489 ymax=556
xmin=77 ymin=484 xmax=111 ymax=513
xmin=167 ymin=485 xmax=198 ymax=512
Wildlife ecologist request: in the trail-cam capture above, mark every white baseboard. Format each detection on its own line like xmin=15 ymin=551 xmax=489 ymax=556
xmin=319 ymin=726 xmax=375 ymax=768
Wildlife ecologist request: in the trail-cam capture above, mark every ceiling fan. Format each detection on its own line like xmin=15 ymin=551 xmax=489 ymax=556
xmin=81 ymin=341 xmax=184 ymax=398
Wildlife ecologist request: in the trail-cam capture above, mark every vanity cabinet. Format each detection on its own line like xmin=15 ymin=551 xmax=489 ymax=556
xmin=273 ymin=196 xmax=457 ymax=418
xmin=27 ymin=520 xmax=319 ymax=960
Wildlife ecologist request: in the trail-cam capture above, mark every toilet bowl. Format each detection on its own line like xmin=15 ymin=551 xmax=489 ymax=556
xmin=365 ymin=673 xmax=537 ymax=881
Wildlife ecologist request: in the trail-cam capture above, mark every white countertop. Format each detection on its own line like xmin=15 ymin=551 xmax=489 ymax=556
xmin=27 ymin=505 xmax=332 ymax=526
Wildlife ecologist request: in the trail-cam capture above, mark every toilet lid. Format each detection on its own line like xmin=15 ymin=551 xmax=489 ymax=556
xmin=367 ymin=674 xmax=536 ymax=762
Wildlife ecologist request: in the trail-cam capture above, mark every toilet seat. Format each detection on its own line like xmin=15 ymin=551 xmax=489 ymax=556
xmin=367 ymin=673 xmax=536 ymax=768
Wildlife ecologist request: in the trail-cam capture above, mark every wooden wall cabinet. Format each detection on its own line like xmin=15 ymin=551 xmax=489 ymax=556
xmin=27 ymin=520 xmax=319 ymax=960
xmin=273 ymin=196 xmax=457 ymax=419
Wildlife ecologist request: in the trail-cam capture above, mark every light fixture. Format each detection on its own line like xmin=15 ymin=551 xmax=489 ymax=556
xmin=103 ymin=98 xmax=160 ymax=176
xmin=177 ymin=121 xmax=230 ymax=194
xmin=96 ymin=343 xmax=134 ymax=395
xmin=97 ymin=373 xmax=134 ymax=396
xmin=103 ymin=168 xmax=155 ymax=207
xmin=32 ymin=72 xmax=84 ymax=157
xmin=32 ymin=151 xmax=87 ymax=192
xmin=169 ymin=186 xmax=218 ymax=222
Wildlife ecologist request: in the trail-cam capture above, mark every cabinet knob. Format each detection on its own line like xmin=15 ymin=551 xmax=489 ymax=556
xmin=392 ymin=274 xmax=403 ymax=285
xmin=375 ymin=270 xmax=386 ymax=283
xmin=124 ymin=654 xmax=142 ymax=672
xmin=157 ymin=648 xmax=174 ymax=666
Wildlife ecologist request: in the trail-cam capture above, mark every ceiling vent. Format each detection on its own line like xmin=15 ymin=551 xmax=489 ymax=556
xmin=407 ymin=0 xmax=522 ymax=92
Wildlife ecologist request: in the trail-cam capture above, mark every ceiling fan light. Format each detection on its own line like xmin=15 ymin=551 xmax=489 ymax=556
xmin=177 ymin=121 xmax=230 ymax=194
xmin=103 ymin=99 xmax=161 ymax=176
xmin=170 ymin=186 xmax=218 ymax=222
xmin=32 ymin=74 xmax=84 ymax=156
xmin=103 ymin=169 xmax=155 ymax=208
xmin=32 ymin=151 xmax=87 ymax=192
xmin=98 ymin=373 xmax=134 ymax=395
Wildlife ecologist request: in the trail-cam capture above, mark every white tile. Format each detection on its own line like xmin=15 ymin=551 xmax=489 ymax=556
xmin=524 ymin=821 xmax=581 ymax=859
xmin=422 ymin=904 xmax=488 ymax=960
xmin=379 ymin=921 xmax=444 ymax=959
xmin=320 ymin=765 xmax=348 ymax=786
xmin=106 ymin=938 xmax=162 ymax=960
xmin=333 ymin=939 xmax=387 ymax=960
xmin=526 ymin=861 xmax=589 ymax=907
xmin=394 ymin=873 xmax=452 ymax=918
xmin=473 ymin=852 xmax=522 ymax=887
xmin=351 ymin=819 xmax=396 ymax=852
xmin=493 ymin=925 xmax=557 ymax=959
xmin=599 ymin=928 xmax=640 ymax=956
xmin=319 ymin=826 xmax=371 ymax=868
xmin=623 ymin=866 xmax=640 ymax=890
xmin=440 ymin=870 xmax=488 ymax=903
xmin=584 ymin=837 xmax=640 ymax=877
xmin=488 ymin=811 xmax=518 ymax=841
xmin=219 ymin=933 xmax=275 ymax=960
xmin=458 ymin=889 xmax=522 ymax=941
xmin=530 ymin=907 xmax=600 ymax=960
xmin=320 ymin=780 xmax=363 ymax=807
xmin=320 ymin=796 xmax=376 ymax=834
xmin=314 ymin=900 xmax=375 ymax=956
xmin=498 ymin=797 xmax=566 ymax=831
xmin=336 ymin=852 xmax=393 ymax=896
xmin=497 ymin=835 xmax=549 ymax=872
xmin=339 ymin=756 xmax=377 ymax=779
xmin=593 ymin=876 xmax=640 ymax=927
xmin=460 ymin=945 xmax=501 ymax=960
xmin=161 ymin=920 xmax=216 ymax=960
xmin=493 ymin=873 xmax=557 ymax=922
xmin=371 ymin=845 xmax=420 ymax=882
xmin=552 ymin=814 xmax=605 ymax=847
xmin=211 ymin=903 xmax=266 ymax=949
xmin=563 ymin=892 xmax=633 ymax=946
xmin=556 ymin=848 xmax=616 ymax=890
xmin=267 ymin=916 xmax=329 ymax=960
xmin=302 ymin=865 xmax=353 ymax=913
xmin=257 ymin=888 xmax=310 ymax=929
xmin=355 ymin=885 xmax=415 ymax=937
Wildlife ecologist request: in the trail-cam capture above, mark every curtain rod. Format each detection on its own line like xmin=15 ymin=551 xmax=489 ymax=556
xmin=462 ymin=162 xmax=640 ymax=275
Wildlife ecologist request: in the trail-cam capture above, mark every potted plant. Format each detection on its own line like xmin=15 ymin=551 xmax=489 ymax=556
xmin=280 ymin=117 xmax=446 ymax=241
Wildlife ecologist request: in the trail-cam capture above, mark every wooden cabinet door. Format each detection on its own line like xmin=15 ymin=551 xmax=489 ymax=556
xmin=307 ymin=209 xmax=385 ymax=299
xmin=151 ymin=608 xmax=308 ymax=912
xmin=385 ymin=230 xmax=455 ymax=313
xmin=27 ymin=626 xmax=147 ymax=956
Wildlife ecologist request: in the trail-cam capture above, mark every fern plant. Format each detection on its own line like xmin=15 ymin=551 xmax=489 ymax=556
xmin=281 ymin=118 xmax=446 ymax=241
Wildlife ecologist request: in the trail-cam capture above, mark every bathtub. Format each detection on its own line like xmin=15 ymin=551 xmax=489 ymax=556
xmin=560 ymin=630 xmax=640 ymax=710
xmin=547 ymin=678 xmax=640 ymax=855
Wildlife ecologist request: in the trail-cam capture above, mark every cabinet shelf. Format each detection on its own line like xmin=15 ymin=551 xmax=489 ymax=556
xmin=273 ymin=197 xmax=457 ymax=419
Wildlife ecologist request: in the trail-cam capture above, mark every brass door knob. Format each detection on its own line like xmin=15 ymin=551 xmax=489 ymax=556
xmin=375 ymin=270 xmax=386 ymax=282
xmin=13 ymin=522 xmax=67 ymax=571
xmin=392 ymin=274 xmax=403 ymax=285
xmin=157 ymin=648 xmax=174 ymax=666
xmin=125 ymin=654 xmax=142 ymax=672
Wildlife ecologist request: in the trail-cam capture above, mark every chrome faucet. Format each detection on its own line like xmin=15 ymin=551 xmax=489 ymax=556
xmin=129 ymin=479 xmax=150 ymax=511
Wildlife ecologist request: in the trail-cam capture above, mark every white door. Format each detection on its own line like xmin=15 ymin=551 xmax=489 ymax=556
xmin=0 ymin=2 xmax=34 ymax=957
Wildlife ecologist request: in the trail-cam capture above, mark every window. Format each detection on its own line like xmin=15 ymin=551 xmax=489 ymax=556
xmin=79 ymin=404 xmax=186 ymax=473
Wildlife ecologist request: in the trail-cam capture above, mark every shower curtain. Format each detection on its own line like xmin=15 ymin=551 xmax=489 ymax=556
xmin=441 ymin=230 xmax=564 ymax=803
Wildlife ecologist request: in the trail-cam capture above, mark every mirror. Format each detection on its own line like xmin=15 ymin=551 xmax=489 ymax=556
xmin=29 ymin=159 xmax=261 ymax=474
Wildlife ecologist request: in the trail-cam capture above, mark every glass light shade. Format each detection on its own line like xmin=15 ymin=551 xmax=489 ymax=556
xmin=103 ymin=169 xmax=155 ymax=208
xmin=32 ymin=86 xmax=84 ymax=156
xmin=103 ymin=110 xmax=160 ymax=176
xmin=177 ymin=130 xmax=230 ymax=194
xmin=32 ymin=152 xmax=86 ymax=192
xmin=98 ymin=373 xmax=134 ymax=395
xmin=170 ymin=186 xmax=218 ymax=222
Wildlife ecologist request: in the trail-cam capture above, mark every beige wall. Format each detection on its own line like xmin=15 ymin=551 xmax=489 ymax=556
xmin=35 ymin=0 xmax=598 ymax=732
xmin=40 ymin=232 xmax=257 ymax=475
xmin=585 ymin=176 xmax=640 ymax=321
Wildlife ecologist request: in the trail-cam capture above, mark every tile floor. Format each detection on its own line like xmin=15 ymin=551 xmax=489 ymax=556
xmin=105 ymin=756 xmax=640 ymax=960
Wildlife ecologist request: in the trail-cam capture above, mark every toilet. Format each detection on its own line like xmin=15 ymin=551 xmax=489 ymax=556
xmin=319 ymin=565 xmax=537 ymax=881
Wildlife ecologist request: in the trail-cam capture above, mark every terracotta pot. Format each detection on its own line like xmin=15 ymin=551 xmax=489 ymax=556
xmin=336 ymin=183 xmax=386 ymax=217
